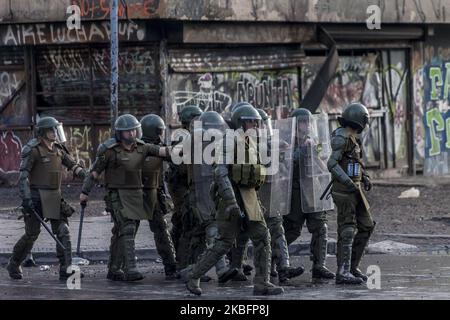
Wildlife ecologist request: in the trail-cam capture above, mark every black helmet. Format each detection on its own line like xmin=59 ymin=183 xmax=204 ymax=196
xmin=140 ymin=114 xmax=166 ymax=143
xmin=36 ymin=116 xmax=66 ymax=143
xmin=231 ymin=103 xmax=261 ymax=130
xmin=114 ymin=114 xmax=142 ymax=143
xmin=338 ymin=103 xmax=370 ymax=133
xmin=178 ymin=105 xmax=203 ymax=127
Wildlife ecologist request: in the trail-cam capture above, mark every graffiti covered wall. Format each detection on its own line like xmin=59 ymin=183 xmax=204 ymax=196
xmin=422 ymin=36 xmax=450 ymax=175
xmin=167 ymin=69 xmax=299 ymax=124
xmin=302 ymin=53 xmax=409 ymax=169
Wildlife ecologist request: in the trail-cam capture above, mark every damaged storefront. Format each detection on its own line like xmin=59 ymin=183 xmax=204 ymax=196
xmin=0 ymin=0 xmax=446 ymax=183
xmin=0 ymin=20 xmax=160 ymax=184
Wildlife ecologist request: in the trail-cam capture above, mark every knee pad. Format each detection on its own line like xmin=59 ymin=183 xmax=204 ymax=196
xmin=315 ymin=225 xmax=328 ymax=243
xmin=340 ymin=226 xmax=355 ymax=244
xmin=121 ymin=222 xmax=136 ymax=237
xmin=56 ymin=223 xmax=70 ymax=239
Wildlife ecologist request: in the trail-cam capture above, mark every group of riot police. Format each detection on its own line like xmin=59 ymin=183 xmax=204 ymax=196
xmin=6 ymin=101 xmax=374 ymax=296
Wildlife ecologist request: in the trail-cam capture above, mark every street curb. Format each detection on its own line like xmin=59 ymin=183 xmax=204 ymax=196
xmin=1 ymin=240 xmax=448 ymax=266
xmin=0 ymin=242 xmax=335 ymax=265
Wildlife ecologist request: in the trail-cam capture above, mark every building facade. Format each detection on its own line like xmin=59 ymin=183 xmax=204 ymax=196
xmin=1 ymin=0 xmax=450 ymax=184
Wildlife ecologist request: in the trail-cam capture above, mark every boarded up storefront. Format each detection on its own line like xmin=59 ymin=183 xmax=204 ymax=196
xmin=0 ymin=21 xmax=160 ymax=183
xmin=302 ymin=50 xmax=411 ymax=172
xmin=165 ymin=46 xmax=303 ymax=128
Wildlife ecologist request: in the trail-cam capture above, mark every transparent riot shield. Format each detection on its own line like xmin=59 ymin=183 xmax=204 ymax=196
xmin=259 ymin=117 xmax=295 ymax=217
xmin=191 ymin=115 xmax=229 ymax=221
xmin=298 ymin=113 xmax=334 ymax=213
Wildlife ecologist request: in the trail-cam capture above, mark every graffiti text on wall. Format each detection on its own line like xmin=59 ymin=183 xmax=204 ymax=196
xmin=171 ymin=73 xmax=233 ymax=115
xmin=237 ymin=78 xmax=292 ymax=111
xmin=169 ymin=70 xmax=298 ymax=124
xmin=0 ymin=71 xmax=24 ymax=111
xmin=72 ymin=0 xmax=160 ymax=19
xmin=424 ymin=108 xmax=450 ymax=157
xmin=0 ymin=21 xmax=146 ymax=46
xmin=66 ymin=126 xmax=92 ymax=169
xmin=427 ymin=63 xmax=450 ymax=104
xmin=424 ymin=63 xmax=450 ymax=159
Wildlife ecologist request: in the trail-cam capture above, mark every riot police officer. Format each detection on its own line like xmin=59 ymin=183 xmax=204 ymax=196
xmin=166 ymin=105 xmax=203 ymax=273
xmin=7 ymin=117 xmax=86 ymax=280
xmin=182 ymin=111 xmax=236 ymax=282
xmin=283 ymin=108 xmax=335 ymax=280
xmin=80 ymin=114 xmax=170 ymax=281
xmin=186 ymin=103 xmax=284 ymax=296
xmin=327 ymin=103 xmax=375 ymax=285
xmin=139 ymin=114 xmax=177 ymax=280
xmin=230 ymin=108 xmax=304 ymax=284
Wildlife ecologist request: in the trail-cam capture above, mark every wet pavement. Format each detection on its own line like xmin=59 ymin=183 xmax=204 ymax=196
xmin=1 ymin=254 xmax=449 ymax=300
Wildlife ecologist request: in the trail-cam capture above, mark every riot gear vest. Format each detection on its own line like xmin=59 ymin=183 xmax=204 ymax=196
xmin=142 ymin=155 xmax=162 ymax=189
xmin=29 ymin=143 xmax=64 ymax=190
xmin=104 ymin=143 xmax=145 ymax=189
xmin=337 ymin=134 xmax=363 ymax=183
xmin=230 ymin=136 xmax=266 ymax=188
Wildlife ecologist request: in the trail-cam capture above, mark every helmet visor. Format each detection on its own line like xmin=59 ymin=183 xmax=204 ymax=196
xmin=54 ymin=123 xmax=66 ymax=143
xmin=263 ymin=118 xmax=273 ymax=137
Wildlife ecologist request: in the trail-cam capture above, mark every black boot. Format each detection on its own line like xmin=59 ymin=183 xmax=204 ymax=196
xmin=253 ymin=277 xmax=284 ymax=296
xmin=351 ymin=268 xmax=368 ymax=282
xmin=218 ymin=267 xmax=238 ymax=283
xmin=164 ymin=264 xmax=178 ymax=280
xmin=312 ymin=265 xmax=335 ymax=279
xmin=278 ymin=265 xmax=305 ymax=283
xmin=186 ymin=272 xmax=202 ymax=296
xmin=242 ymin=263 xmax=253 ymax=276
xmin=6 ymin=259 xmax=23 ymax=280
xmin=22 ymin=253 xmax=37 ymax=268
xmin=122 ymin=226 xmax=144 ymax=282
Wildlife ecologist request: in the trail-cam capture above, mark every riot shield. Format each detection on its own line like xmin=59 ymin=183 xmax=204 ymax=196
xmin=191 ymin=113 xmax=229 ymax=221
xmin=298 ymin=113 xmax=334 ymax=213
xmin=259 ymin=117 xmax=295 ymax=217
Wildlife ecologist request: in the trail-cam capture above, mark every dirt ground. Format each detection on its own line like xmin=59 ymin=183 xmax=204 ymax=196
xmin=0 ymin=183 xmax=449 ymax=238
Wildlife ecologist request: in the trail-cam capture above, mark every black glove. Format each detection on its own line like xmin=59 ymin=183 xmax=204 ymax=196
xmin=362 ymin=174 xmax=372 ymax=191
xmin=225 ymin=203 xmax=242 ymax=219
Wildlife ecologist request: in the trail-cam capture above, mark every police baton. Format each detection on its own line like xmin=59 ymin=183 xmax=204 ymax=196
xmin=76 ymin=202 xmax=87 ymax=256
xmin=20 ymin=206 xmax=66 ymax=251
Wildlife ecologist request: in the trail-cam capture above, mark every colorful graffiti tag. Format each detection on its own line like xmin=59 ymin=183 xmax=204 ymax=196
xmin=423 ymin=60 xmax=450 ymax=175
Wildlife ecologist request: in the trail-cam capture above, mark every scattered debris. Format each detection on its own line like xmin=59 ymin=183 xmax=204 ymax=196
xmin=72 ymin=257 xmax=90 ymax=266
xmin=398 ymin=187 xmax=420 ymax=198
xmin=39 ymin=265 xmax=50 ymax=271
xmin=368 ymin=240 xmax=418 ymax=254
